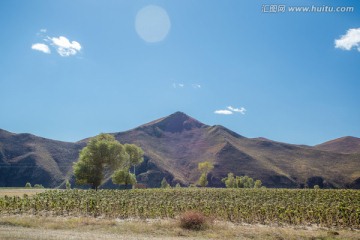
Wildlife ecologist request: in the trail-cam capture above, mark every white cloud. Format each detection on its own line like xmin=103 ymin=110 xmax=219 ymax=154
xmin=215 ymin=106 xmax=246 ymax=115
xmin=32 ymin=30 xmax=82 ymax=57
xmin=227 ymin=106 xmax=246 ymax=114
xmin=335 ymin=28 xmax=360 ymax=52
xmin=31 ymin=43 xmax=51 ymax=54
xmin=50 ymin=36 xmax=82 ymax=57
xmin=192 ymin=84 xmax=201 ymax=89
xmin=172 ymin=83 xmax=185 ymax=88
xmin=214 ymin=110 xmax=233 ymax=115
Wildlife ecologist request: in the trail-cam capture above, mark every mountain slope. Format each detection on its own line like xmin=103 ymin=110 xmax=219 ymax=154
xmin=0 ymin=129 xmax=83 ymax=187
xmin=107 ymin=112 xmax=360 ymax=188
xmin=1 ymin=112 xmax=359 ymax=189
xmin=315 ymin=136 xmax=360 ymax=154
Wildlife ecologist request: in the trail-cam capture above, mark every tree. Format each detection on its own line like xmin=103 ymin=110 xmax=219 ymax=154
xmin=161 ymin=177 xmax=170 ymax=188
xmin=236 ymin=176 xmax=244 ymax=188
xmin=198 ymin=173 xmax=208 ymax=187
xmin=197 ymin=161 xmax=214 ymax=187
xmin=222 ymin=173 xmax=236 ymax=188
xmin=73 ymin=133 xmax=127 ymax=190
xmin=198 ymin=161 xmax=214 ymax=174
xmin=175 ymin=183 xmax=181 ymax=188
xmin=254 ymin=179 xmax=262 ymax=188
xmin=25 ymin=182 xmax=32 ymax=188
xmin=243 ymin=176 xmax=254 ymax=188
xmin=112 ymin=169 xmax=137 ymax=189
xmin=124 ymin=144 xmax=144 ymax=175
xmin=65 ymin=180 xmax=71 ymax=189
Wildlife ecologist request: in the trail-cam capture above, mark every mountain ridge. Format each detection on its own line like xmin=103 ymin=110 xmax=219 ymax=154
xmin=0 ymin=112 xmax=359 ymax=189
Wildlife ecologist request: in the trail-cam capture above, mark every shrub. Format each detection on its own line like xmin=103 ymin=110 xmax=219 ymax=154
xmin=25 ymin=182 xmax=31 ymax=188
xmin=66 ymin=180 xmax=71 ymax=190
xmin=34 ymin=184 xmax=44 ymax=188
xmin=179 ymin=211 xmax=208 ymax=231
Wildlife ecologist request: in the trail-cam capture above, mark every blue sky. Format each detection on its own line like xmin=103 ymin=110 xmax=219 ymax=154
xmin=0 ymin=0 xmax=359 ymax=145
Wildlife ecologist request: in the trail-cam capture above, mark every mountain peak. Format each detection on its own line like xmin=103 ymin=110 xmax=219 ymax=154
xmin=315 ymin=136 xmax=360 ymax=154
xmin=140 ymin=112 xmax=206 ymax=133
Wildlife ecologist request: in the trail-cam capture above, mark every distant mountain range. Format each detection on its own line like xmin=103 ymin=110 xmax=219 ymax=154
xmin=1 ymin=112 xmax=359 ymax=189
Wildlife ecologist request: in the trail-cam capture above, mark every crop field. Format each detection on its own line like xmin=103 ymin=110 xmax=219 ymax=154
xmin=0 ymin=188 xmax=359 ymax=229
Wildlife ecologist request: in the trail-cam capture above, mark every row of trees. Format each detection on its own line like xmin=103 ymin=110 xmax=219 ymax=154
xmin=72 ymin=135 xmax=264 ymax=190
xmin=222 ymin=173 xmax=263 ymax=188
xmin=159 ymin=161 xmax=263 ymax=189
xmin=73 ymin=133 xmax=143 ymax=190
xmin=25 ymin=182 xmax=44 ymax=188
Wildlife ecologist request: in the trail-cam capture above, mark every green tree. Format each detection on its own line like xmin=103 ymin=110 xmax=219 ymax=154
xmin=161 ymin=177 xmax=170 ymax=188
xmin=124 ymin=144 xmax=144 ymax=175
xmin=112 ymin=169 xmax=137 ymax=189
xmin=197 ymin=161 xmax=214 ymax=187
xmin=175 ymin=183 xmax=181 ymax=188
xmin=198 ymin=161 xmax=214 ymax=174
xmin=243 ymin=176 xmax=254 ymax=188
xmin=73 ymin=133 xmax=127 ymax=190
xmin=236 ymin=176 xmax=244 ymax=188
xmin=222 ymin=173 xmax=236 ymax=188
xmin=254 ymin=179 xmax=262 ymax=188
xmin=314 ymin=184 xmax=320 ymax=190
xmin=25 ymin=182 xmax=32 ymax=188
xmin=197 ymin=173 xmax=208 ymax=187
xmin=65 ymin=180 xmax=71 ymax=189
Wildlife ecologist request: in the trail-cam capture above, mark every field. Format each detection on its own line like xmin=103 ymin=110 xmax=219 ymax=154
xmin=0 ymin=188 xmax=47 ymax=197
xmin=0 ymin=188 xmax=359 ymax=239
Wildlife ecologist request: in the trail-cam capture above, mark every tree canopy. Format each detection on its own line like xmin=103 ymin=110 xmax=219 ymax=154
xmin=197 ymin=161 xmax=214 ymax=187
xmin=112 ymin=169 xmax=137 ymax=188
xmin=222 ymin=173 xmax=263 ymax=189
xmin=73 ymin=133 xmax=143 ymax=190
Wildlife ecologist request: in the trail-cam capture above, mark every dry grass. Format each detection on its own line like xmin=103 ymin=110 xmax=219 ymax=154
xmin=0 ymin=215 xmax=359 ymax=240
xmin=0 ymin=188 xmax=47 ymax=197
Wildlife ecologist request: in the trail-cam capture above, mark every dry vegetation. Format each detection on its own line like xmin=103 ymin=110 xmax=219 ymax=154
xmin=0 ymin=188 xmax=359 ymax=239
xmin=1 ymin=188 xmax=359 ymax=228
xmin=0 ymin=188 xmax=47 ymax=197
xmin=0 ymin=215 xmax=359 ymax=240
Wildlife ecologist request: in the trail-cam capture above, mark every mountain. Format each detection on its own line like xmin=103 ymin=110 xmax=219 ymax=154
xmin=0 ymin=129 xmax=83 ymax=187
xmin=315 ymin=136 xmax=360 ymax=154
xmin=0 ymin=112 xmax=359 ymax=189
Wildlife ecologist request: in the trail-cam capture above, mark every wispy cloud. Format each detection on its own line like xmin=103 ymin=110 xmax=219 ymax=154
xmin=172 ymin=83 xmax=202 ymax=89
xmin=172 ymin=83 xmax=185 ymax=88
xmin=214 ymin=106 xmax=246 ymax=115
xmin=31 ymin=43 xmax=51 ymax=54
xmin=50 ymin=36 xmax=82 ymax=57
xmin=335 ymin=28 xmax=360 ymax=52
xmin=31 ymin=30 xmax=82 ymax=57
xmin=214 ymin=109 xmax=233 ymax=115
xmin=227 ymin=106 xmax=246 ymax=114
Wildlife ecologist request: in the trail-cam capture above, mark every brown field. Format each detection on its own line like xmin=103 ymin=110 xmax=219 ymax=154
xmin=0 ymin=188 xmax=48 ymax=197
xmin=0 ymin=215 xmax=359 ymax=240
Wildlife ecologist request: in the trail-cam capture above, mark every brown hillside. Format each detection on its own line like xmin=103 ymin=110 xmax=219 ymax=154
xmin=315 ymin=136 xmax=360 ymax=154
xmin=1 ymin=112 xmax=359 ymax=189
xmin=0 ymin=129 xmax=82 ymax=187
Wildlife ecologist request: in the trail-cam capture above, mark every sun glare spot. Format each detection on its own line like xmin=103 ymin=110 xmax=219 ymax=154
xmin=135 ymin=5 xmax=171 ymax=43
